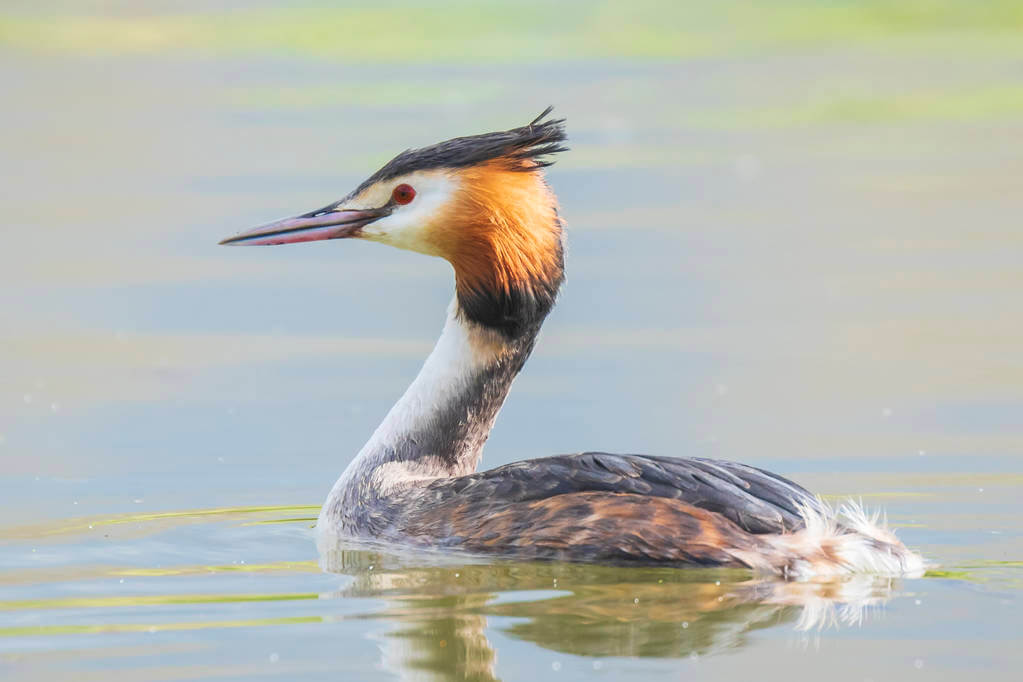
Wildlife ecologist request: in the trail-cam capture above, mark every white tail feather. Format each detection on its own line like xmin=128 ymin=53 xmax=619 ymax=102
xmin=751 ymin=498 xmax=925 ymax=579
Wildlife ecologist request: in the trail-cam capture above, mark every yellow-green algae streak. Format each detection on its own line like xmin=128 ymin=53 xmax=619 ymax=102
xmin=3 ymin=1 xmax=1023 ymax=62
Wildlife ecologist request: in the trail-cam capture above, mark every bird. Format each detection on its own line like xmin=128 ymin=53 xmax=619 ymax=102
xmin=220 ymin=108 xmax=924 ymax=577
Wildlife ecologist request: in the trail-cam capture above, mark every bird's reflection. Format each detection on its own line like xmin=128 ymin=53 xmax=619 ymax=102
xmin=320 ymin=546 xmax=903 ymax=679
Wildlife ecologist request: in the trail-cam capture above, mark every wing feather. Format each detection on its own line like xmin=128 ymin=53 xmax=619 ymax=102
xmin=421 ymin=453 xmax=820 ymax=535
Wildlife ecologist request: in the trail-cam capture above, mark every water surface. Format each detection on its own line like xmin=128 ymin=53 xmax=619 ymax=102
xmin=1 ymin=2 xmax=1021 ymax=680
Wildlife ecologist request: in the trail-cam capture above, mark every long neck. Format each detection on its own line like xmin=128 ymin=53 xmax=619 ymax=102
xmin=342 ymin=300 xmax=539 ymax=486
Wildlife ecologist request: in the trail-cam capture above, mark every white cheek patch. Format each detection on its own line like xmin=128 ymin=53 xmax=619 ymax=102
xmin=358 ymin=171 xmax=459 ymax=256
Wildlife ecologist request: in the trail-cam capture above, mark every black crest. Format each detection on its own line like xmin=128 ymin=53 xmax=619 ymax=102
xmin=351 ymin=107 xmax=567 ymax=196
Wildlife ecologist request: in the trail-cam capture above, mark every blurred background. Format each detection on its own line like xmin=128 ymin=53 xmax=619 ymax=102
xmin=2 ymin=0 xmax=1020 ymax=518
xmin=1 ymin=2 xmax=1022 ymax=679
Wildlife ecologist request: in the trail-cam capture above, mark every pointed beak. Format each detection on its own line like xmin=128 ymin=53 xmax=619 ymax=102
xmin=219 ymin=204 xmax=389 ymax=246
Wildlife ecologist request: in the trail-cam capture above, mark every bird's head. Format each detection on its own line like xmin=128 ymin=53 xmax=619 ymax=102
xmin=221 ymin=108 xmax=568 ymax=338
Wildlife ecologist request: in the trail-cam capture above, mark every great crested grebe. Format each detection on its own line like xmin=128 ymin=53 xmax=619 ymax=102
xmin=221 ymin=109 xmax=923 ymax=577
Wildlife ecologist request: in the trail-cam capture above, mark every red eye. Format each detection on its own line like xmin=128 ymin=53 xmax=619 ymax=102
xmin=392 ymin=183 xmax=416 ymax=205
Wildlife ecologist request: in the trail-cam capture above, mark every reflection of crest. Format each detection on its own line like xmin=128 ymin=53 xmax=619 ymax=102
xmin=320 ymin=546 xmax=905 ymax=680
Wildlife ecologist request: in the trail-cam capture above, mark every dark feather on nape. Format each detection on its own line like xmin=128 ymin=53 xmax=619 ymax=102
xmin=457 ymin=265 xmax=563 ymax=340
xmin=350 ymin=107 xmax=568 ymax=195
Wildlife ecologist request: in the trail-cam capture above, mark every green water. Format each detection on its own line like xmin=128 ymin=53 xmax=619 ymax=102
xmin=1 ymin=2 xmax=1021 ymax=680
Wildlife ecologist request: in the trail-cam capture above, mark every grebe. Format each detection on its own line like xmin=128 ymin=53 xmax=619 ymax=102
xmin=220 ymin=109 xmax=923 ymax=577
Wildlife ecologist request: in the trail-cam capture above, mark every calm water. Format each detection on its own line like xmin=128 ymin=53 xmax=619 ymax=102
xmin=2 ymin=3 xmax=1022 ymax=680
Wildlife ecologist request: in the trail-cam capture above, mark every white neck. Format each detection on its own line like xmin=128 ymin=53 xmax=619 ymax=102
xmin=365 ymin=300 xmax=503 ymax=470
xmin=325 ymin=300 xmax=534 ymax=508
